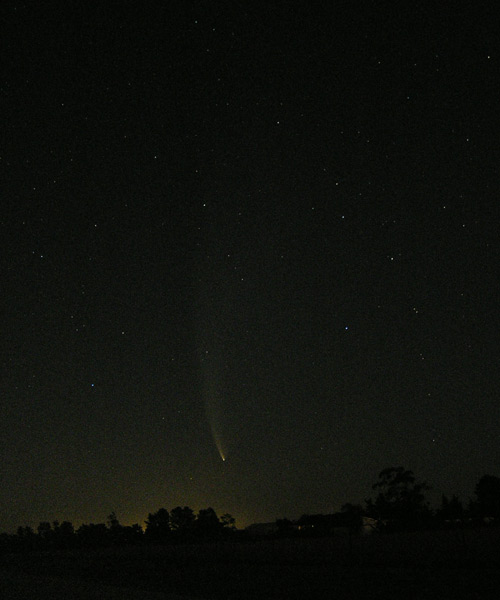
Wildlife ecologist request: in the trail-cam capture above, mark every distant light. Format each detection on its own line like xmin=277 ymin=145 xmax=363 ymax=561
xmin=345 ymin=326 xmax=349 ymax=330
xmin=91 ymin=383 xmax=95 ymax=387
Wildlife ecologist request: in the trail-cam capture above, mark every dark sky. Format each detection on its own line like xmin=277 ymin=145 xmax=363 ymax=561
xmin=2 ymin=2 xmax=499 ymax=532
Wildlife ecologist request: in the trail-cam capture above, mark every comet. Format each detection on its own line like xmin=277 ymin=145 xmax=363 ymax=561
xmin=212 ymin=426 xmax=227 ymax=462
xmin=198 ymin=335 xmax=228 ymax=463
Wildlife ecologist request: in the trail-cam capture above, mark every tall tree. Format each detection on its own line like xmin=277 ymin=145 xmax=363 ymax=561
xmin=195 ymin=507 xmax=222 ymax=537
xmin=170 ymin=506 xmax=195 ymax=535
xmin=145 ymin=508 xmax=171 ymax=541
xmin=52 ymin=521 xmax=75 ymax=548
xmin=474 ymin=475 xmax=500 ymax=518
xmin=366 ymin=466 xmax=431 ymax=527
xmin=107 ymin=512 xmax=121 ymax=530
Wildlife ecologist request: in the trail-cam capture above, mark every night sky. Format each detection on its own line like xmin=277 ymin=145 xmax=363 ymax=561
xmin=2 ymin=3 xmax=499 ymax=533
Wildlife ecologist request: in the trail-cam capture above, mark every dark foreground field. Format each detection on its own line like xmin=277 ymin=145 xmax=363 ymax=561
xmin=2 ymin=527 xmax=500 ymax=599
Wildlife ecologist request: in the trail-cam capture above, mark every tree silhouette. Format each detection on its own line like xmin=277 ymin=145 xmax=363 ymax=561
xmin=145 ymin=508 xmax=171 ymax=542
xmin=195 ymin=507 xmax=222 ymax=538
xmin=16 ymin=526 xmax=36 ymax=551
xmin=119 ymin=523 xmax=144 ymax=544
xmin=107 ymin=511 xmax=120 ymax=530
xmin=17 ymin=525 xmax=34 ymax=539
xmin=170 ymin=506 xmax=195 ymax=535
xmin=437 ymin=494 xmax=464 ymax=522
xmin=220 ymin=513 xmax=236 ymax=530
xmin=37 ymin=521 xmax=52 ymax=541
xmin=106 ymin=511 xmax=124 ymax=543
xmin=76 ymin=523 xmax=109 ymax=548
xmin=366 ymin=466 xmax=431 ymax=528
xmin=474 ymin=475 xmax=500 ymax=518
xmin=341 ymin=503 xmax=364 ymax=532
xmin=52 ymin=520 xmax=75 ymax=549
xmin=276 ymin=517 xmax=294 ymax=536
xmin=58 ymin=521 xmax=75 ymax=536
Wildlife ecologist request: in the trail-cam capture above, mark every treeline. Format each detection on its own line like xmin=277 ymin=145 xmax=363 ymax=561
xmin=275 ymin=467 xmax=500 ymax=536
xmin=3 ymin=467 xmax=500 ymax=553
xmin=0 ymin=506 xmax=237 ymax=553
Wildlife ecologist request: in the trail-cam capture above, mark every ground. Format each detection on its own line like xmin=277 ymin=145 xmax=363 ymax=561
xmin=2 ymin=528 xmax=500 ymax=599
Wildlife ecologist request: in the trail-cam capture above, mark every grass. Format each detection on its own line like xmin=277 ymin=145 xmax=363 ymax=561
xmin=2 ymin=528 xmax=500 ymax=599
